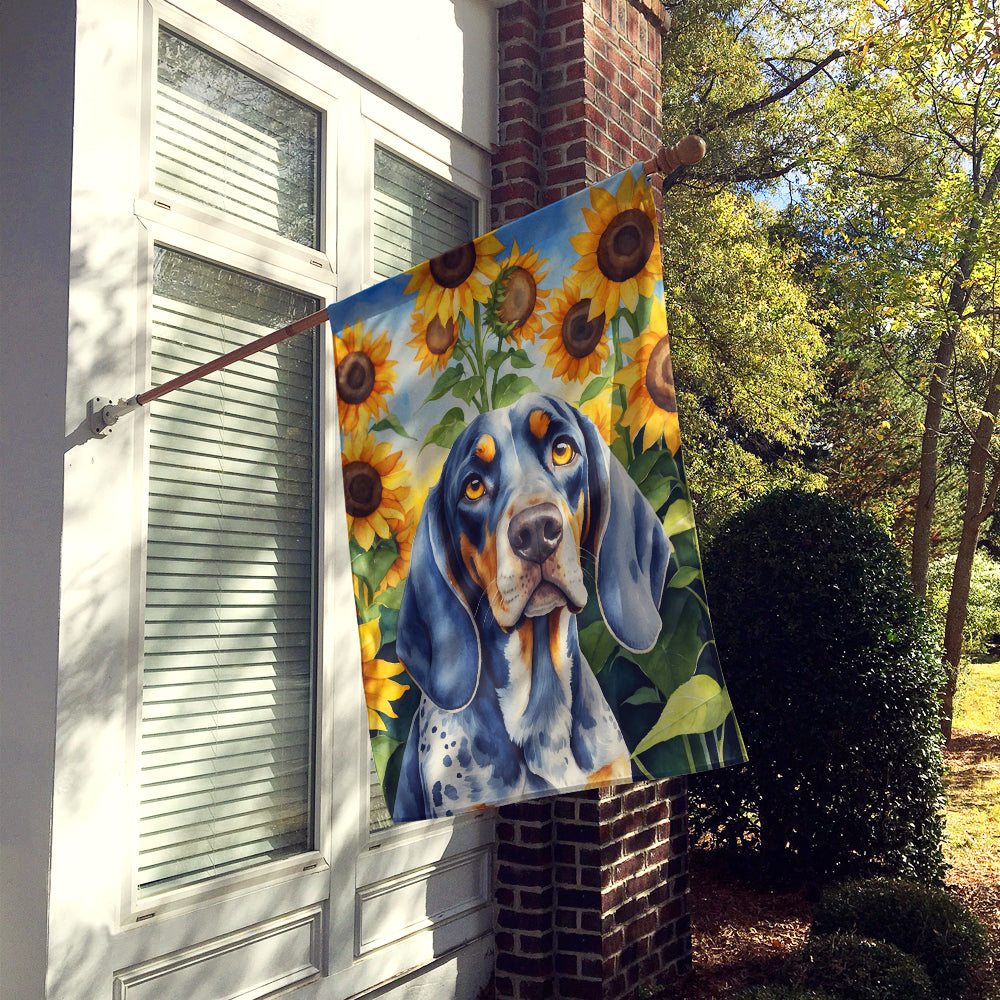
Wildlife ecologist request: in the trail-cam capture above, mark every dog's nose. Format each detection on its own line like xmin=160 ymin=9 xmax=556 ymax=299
xmin=509 ymin=504 xmax=563 ymax=564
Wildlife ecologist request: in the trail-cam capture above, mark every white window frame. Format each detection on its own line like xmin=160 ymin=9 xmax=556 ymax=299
xmin=123 ymin=0 xmax=340 ymax=931
xmin=110 ymin=0 xmax=495 ymax=991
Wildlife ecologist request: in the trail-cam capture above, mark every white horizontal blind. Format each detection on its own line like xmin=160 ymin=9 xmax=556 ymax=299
xmin=155 ymin=27 xmax=320 ymax=248
xmin=367 ymin=147 xmax=477 ymax=830
xmin=372 ymin=145 xmax=477 ymax=281
xmin=138 ymin=248 xmax=319 ymax=895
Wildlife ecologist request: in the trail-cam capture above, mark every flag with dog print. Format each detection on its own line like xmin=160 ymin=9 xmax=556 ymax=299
xmin=328 ymin=162 xmax=746 ymax=823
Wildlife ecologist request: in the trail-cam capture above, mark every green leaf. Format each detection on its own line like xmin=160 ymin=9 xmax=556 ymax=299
xmin=624 ymin=686 xmax=664 ymax=706
xmin=351 ymin=536 xmax=400 ymax=596
xmin=662 ymin=498 xmax=696 ymax=537
xmin=667 ymin=566 xmax=701 ymax=590
xmin=370 ymin=412 xmax=415 ymax=440
xmin=370 ymin=733 xmax=403 ymax=781
xmin=630 ymin=589 xmax=706 ymax=696
xmin=578 ymin=373 xmax=612 ymax=406
xmin=507 ymin=349 xmax=535 ymax=369
xmin=642 ymin=475 xmax=678 ymax=513
xmin=423 ymin=366 xmax=465 ymax=404
xmin=632 ymin=674 xmax=733 ymax=758
xmin=494 ymin=373 xmax=539 ymax=408
xmin=452 ymin=375 xmax=485 ymax=404
xmin=578 ymin=619 xmax=621 ymax=675
xmin=628 ymin=446 xmax=669 ymax=485
xmin=485 ymin=349 xmax=506 ymax=372
xmin=421 ymin=406 xmax=467 ymax=452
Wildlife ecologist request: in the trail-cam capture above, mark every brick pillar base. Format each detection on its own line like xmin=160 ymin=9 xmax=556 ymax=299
xmin=494 ymin=781 xmax=690 ymax=1000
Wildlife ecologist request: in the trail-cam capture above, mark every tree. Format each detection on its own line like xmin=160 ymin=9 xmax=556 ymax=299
xmin=804 ymin=0 xmax=1000 ymax=736
xmin=659 ymin=1 xmax=845 ymax=533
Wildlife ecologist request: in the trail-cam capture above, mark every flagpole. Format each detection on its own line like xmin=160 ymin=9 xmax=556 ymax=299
xmin=87 ymin=137 xmax=704 ymax=438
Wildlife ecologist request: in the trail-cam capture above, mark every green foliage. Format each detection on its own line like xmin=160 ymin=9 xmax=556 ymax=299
xmin=811 ymin=878 xmax=988 ymax=999
xmin=927 ymin=550 xmax=1000 ymax=659
xmin=790 ymin=934 xmax=934 ymax=1000
xmin=662 ymin=180 xmax=827 ymax=538
xmin=692 ymin=489 xmax=947 ymax=882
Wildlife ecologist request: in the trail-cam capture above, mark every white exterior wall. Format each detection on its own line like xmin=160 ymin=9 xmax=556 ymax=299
xmin=0 ymin=2 xmax=500 ymax=998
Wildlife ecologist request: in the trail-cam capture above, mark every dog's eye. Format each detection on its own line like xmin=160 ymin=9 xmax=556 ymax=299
xmin=464 ymin=477 xmax=486 ymax=501
xmin=551 ymin=439 xmax=576 ymax=467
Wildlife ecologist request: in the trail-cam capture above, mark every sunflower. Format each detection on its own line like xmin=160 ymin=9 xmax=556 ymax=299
xmin=579 ymin=395 xmax=615 ymax=444
xmin=494 ymin=240 xmax=551 ymax=346
xmin=569 ymin=168 xmax=660 ymax=323
xmin=404 ymin=232 xmax=504 ymax=327
xmin=408 ymin=311 xmax=459 ymax=375
xmin=359 ymin=617 xmax=409 ymax=732
xmin=341 ymin=431 xmax=410 ymax=549
xmin=376 ymin=503 xmax=417 ymax=595
xmin=333 ymin=321 xmax=397 ymax=434
xmin=614 ymin=299 xmax=681 ymax=453
xmin=539 ymin=279 xmax=610 ymax=383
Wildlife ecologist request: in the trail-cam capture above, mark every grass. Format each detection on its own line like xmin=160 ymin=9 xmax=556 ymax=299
xmin=955 ymin=659 xmax=1000 ymax=733
xmin=945 ymin=660 xmax=1000 ymax=869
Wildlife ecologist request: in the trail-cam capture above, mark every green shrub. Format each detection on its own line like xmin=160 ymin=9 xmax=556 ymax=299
xmin=692 ymin=489 xmax=947 ymax=882
xmin=811 ymin=878 xmax=988 ymax=998
xmin=791 ymin=933 xmax=934 ymax=1000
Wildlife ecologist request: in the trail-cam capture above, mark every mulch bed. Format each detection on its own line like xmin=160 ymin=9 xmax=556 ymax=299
xmin=669 ymin=733 xmax=1000 ymax=999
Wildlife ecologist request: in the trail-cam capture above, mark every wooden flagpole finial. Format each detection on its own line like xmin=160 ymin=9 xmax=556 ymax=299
xmin=644 ymin=135 xmax=707 ymax=176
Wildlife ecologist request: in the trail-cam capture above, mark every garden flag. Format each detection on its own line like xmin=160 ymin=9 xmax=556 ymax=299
xmin=328 ymin=162 xmax=746 ymax=822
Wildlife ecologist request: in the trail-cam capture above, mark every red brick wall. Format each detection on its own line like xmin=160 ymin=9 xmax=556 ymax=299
xmin=491 ymin=8 xmax=689 ymax=997
xmin=492 ymin=0 xmax=668 ymax=229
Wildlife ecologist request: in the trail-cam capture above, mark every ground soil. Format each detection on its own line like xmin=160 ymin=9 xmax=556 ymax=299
xmin=671 ymin=732 xmax=1000 ymax=999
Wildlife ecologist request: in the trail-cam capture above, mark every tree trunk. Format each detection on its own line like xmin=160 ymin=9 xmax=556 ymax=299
xmin=910 ymin=330 xmax=955 ymax=597
xmin=941 ymin=377 xmax=1000 ymax=741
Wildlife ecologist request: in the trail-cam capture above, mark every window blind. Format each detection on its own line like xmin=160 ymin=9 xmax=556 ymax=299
xmin=138 ymin=248 xmax=319 ymax=895
xmin=372 ymin=146 xmax=477 ymax=282
xmin=156 ymin=28 xmax=320 ymax=249
xmin=367 ymin=147 xmax=477 ymax=830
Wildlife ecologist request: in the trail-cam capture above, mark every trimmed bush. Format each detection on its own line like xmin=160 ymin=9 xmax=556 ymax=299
xmin=811 ymin=878 xmax=988 ymax=998
xmin=791 ymin=933 xmax=934 ymax=1000
xmin=692 ymin=489 xmax=947 ymax=882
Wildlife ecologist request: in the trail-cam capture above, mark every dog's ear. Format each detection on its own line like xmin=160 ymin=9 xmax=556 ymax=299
xmin=396 ymin=485 xmax=481 ymax=711
xmin=577 ymin=411 xmax=670 ymax=653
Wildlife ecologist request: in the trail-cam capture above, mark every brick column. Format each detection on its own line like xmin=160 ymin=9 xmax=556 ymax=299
xmin=491 ymin=3 xmax=691 ymax=999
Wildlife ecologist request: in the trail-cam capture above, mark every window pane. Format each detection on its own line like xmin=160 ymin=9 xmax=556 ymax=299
xmin=372 ymin=146 xmax=477 ymax=279
xmin=139 ymin=247 xmax=319 ymax=895
xmin=368 ymin=149 xmax=477 ymax=830
xmin=156 ymin=28 xmax=320 ymax=248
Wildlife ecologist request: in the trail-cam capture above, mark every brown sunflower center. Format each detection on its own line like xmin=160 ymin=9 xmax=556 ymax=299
xmin=425 ymin=316 xmax=457 ymax=355
xmin=498 ymin=267 xmax=537 ymax=328
xmin=343 ymin=460 xmax=383 ymax=518
xmin=596 ymin=208 xmax=655 ymax=283
xmin=429 ymin=242 xmax=477 ymax=288
xmin=337 ymin=351 xmax=376 ymax=405
xmin=561 ymin=300 xmax=605 ymax=358
xmin=646 ymin=336 xmax=677 ymax=412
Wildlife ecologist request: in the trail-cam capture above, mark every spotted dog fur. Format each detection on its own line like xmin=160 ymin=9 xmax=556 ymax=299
xmin=392 ymin=393 xmax=670 ymax=821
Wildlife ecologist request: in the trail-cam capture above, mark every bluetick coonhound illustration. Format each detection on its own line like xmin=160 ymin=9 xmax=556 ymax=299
xmin=392 ymin=392 xmax=671 ymax=821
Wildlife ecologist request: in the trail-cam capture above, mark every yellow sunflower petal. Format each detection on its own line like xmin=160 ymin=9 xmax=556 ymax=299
xmin=358 ymin=617 xmax=381 ymax=661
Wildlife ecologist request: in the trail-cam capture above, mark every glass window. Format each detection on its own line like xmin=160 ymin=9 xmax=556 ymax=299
xmin=155 ymin=27 xmax=321 ymax=248
xmin=372 ymin=145 xmax=477 ymax=279
xmin=138 ymin=247 xmax=319 ymax=895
